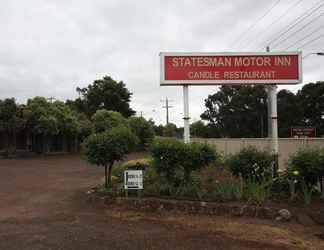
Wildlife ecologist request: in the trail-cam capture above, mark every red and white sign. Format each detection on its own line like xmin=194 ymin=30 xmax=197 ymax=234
xmin=160 ymin=52 xmax=302 ymax=85
xmin=291 ymin=127 xmax=316 ymax=138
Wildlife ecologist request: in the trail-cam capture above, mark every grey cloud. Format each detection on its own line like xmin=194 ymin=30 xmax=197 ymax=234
xmin=0 ymin=0 xmax=323 ymax=126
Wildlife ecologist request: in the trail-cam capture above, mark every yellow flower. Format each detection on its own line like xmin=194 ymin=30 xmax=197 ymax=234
xmin=292 ymin=170 xmax=299 ymax=176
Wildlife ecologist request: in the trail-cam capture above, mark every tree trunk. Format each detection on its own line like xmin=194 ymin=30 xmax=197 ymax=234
xmin=107 ymin=162 xmax=113 ymax=187
xmin=12 ymin=128 xmax=17 ymax=154
xmin=4 ymin=132 xmax=9 ymax=153
xmin=104 ymin=165 xmax=108 ymax=188
xmin=62 ymin=134 xmax=68 ymax=152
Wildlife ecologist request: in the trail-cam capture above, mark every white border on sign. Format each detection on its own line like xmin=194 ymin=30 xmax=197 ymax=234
xmin=159 ymin=51 xmax=302 ymax=85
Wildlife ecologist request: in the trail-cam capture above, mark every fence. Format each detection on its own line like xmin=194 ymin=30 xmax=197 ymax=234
xmin=191 ymin=138 xmax=324 ymax=169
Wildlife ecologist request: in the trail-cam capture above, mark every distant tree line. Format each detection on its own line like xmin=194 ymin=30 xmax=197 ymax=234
xmin=197 ymin=81 xmax=324 ymax=138
xmin=0 ymin=76 xmax=155 ymax=156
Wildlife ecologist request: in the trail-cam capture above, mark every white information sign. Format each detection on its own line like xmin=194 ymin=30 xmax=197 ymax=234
xmin=124 ymin=170 xmax=143 ymax=190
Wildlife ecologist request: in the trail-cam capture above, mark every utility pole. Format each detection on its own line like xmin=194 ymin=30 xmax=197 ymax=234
xmin=47 ymin=97 xmax=56 ymax=103
xmin=161 ymin=98 xmax=173 ymax=125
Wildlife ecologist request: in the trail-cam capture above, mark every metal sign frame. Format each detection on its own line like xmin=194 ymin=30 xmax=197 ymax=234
xmin=124 ymin=170 xmax=143 ymax=190
xmin=160 ymin=51 xmax=302 ymax=85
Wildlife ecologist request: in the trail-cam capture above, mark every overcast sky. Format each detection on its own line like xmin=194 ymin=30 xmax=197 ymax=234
xmin=1 ymin=0 xmax=323 ymax=126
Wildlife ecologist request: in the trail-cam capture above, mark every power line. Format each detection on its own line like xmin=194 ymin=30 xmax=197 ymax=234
xmin=272 ymin=11 xmax=324 ymax=49
xmin=284 ymin=24 xmax=324 ymax=50
xmin=261 ymin=0 xmax=324 ymax=48
xmin=230 ymin=0 xmax=281 ymax=48
xmin=297 ymin=32 xmax=324 ymax=49
xmin=243 ymin=0 xmax=304 ymax=50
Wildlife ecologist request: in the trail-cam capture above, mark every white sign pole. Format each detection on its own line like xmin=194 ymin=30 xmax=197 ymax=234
xmin=266 ymin=46 xmax=272 ymax=138
xmin=183 ymin=85 xmax=190 ymax=143
xmin=269 ymin=84 xmax=279 ymax=173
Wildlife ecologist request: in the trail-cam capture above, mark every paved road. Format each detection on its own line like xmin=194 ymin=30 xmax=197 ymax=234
xmin=0 ymin=154 xmax=291 ymax=250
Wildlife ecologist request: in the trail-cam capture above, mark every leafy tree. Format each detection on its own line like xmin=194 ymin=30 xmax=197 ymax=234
xmin=128 ymin=116 xmax=155 ymax=149
xmin=297 ymin=81 xmax=324 ymax=136
xmin=201 ymin=85 xmax=267 ymax=138
xmin=77 ymin=112 xmax=93 ymax=140
xmin=153 ymin=124 xmax=164 ymax=136
xmin=52 ymin=101 xmax=80 ymax=151
xmin=277 ymin=89 xmax=303 ymax=137
xmin=0 ymin=98 xmax=25 ymax=154
xmin=24 ymin=97 xmax=59 ymax=152
xmin=82 ymin=127 xmax=137 ymax=188
xmin=163 ymin=123 xmax=177 ymax=137
xmin=190 ymin=120 xmax=208 ymax=138
xmin=77 ymin=76 xmax=135 ymax=117
xmin=52 ymin=101 xmax=80 ymax=135
xmin=92 ymin=109 xmax=127 ymax=133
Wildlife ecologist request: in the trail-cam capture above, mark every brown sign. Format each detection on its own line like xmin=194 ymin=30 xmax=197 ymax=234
xmin=291 ymin=127 xmax=316 ymax=138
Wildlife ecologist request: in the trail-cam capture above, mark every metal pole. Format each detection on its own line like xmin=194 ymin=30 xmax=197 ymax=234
xmin=269 ymin=84 xmax=279 ymax=174
xmin=266 ymin=46 xmax=272 ymax=138
xmin=183 ymin=85 xmax=190 ymax=143
xmin=166 ymin=98 xmax=169 ymax=124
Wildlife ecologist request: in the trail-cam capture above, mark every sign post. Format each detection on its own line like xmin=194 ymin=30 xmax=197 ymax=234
xmin=291 ymin=127 xmax=316 ymax=137
xmin=269 ymin=84 xmax=279 ymax=174
xmin=183 ymin=85 xmax=190 ymax=143
xmin=160 ymin=52 xmax=302 ymax=170
xmin=124 ymin=170 xmax=143 ymax=198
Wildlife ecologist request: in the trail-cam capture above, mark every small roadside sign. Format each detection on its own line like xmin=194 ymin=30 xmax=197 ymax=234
xmin=291 ymin=127 xmax=316 ymax=138
xmin=124 ymin=170 xmax=143 ymax=190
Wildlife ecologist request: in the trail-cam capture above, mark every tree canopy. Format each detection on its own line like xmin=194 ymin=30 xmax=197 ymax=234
xmin=92 ymin=109 xmax=127 ymax=133
xmin=75 ymin=76 xmax=135 ymax=117
xmin=201 ymin=85 xmax=267 ymax=138
xmin=128 ymin=116 xmax=155 ymax=149
xmin=201 ymin=82 xmax=324 ymax=138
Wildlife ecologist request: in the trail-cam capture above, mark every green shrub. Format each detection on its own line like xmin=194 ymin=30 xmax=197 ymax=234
xmin=112 ymin=158 xmax=151 ymax=183
xmin=287 ymin=148 xmax=324 ymax=189
xmin=243 ymin=178 xmax=272 ymax=204
xmin=270 ymin=173 xmax=290 ymax=200
xmin=128 ymin=117 xmax=155 ymax=150
xmin=226 ymin=146 xmax=273 ymax=183
xmin=82 ymin=126 xmax=137 ymax=188
xmin=207 ymin=181 xmax=243 ymax=201
xmin=301 ymin=180 xmax=314 ymax=205
xmin=150 ymin=139 xmax=217 ymax=195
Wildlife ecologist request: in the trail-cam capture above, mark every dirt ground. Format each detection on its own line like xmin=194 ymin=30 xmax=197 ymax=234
xmin=0 ymin=154 xmax=323 ymax=250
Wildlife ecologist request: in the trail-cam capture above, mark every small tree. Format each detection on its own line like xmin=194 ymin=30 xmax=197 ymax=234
xmin=128 ymin=116 xmax=155 ymax=150
xmin=82 ymin=126 xmax=137 ymax=188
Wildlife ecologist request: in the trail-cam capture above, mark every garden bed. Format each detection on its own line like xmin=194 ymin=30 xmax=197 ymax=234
xmin=87 ymin=190 xmax=324 ymax=225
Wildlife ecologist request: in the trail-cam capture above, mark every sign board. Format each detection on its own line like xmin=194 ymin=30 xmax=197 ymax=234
xmin=160 ymin=52 xmax=302 ymax=85
xmin=291 ymin=127 xmax=316 ymax=138
xmin=124 ymin=170 xmax=143 ymax=190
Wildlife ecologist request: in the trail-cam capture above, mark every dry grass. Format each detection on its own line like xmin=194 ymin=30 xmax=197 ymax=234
xmin=106 ymin=210 xmax=324 ymax=250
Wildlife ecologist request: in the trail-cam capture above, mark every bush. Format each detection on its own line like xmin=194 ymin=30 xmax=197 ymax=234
xmin=287 ymin=148 xmax=324 ymax=189
xmin=82 ymin=126 xmax=137 ymax=188
xmin=112 ymin=158 xmax=151 ymax=183
xmin=128 ymin=117 xmax=155 ymax=150
xmin=205 ymin=181 xmax=243 ymax=202
xmin=150 ymin=139 xmax=217 ymax=195
xmin=226 ymin=146 xmax=273 ymax=183
xmin=243 ymin=178 xmax=272 ymax=204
